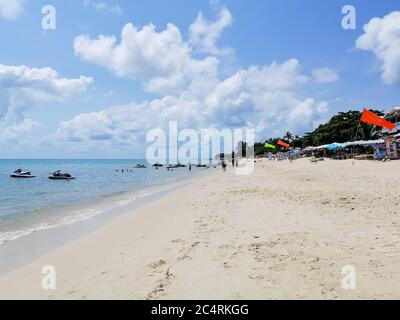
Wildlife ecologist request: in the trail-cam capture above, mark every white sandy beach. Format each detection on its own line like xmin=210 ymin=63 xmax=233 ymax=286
xmin=1 ymin=158 xmax=400 ymax=300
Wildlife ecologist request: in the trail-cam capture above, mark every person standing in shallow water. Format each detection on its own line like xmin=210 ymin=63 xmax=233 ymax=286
xmin=189 ymin=163 xmax=192 ymax=172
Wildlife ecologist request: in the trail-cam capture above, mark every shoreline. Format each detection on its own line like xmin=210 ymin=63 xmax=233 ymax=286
xmin=0 ymin=169 xmax=210 ymax=275
xmin=1 ymin=158 xmax=400 ymax=299
xmin=0 ymin=158 xmax=213 ymax=247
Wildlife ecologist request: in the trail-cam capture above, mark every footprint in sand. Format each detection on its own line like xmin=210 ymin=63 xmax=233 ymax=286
xmin=147 ymin=283 xmax=166 ymax=299
xmin=149 ymin=260 xmax=167 ymax=269
xmin=147 ymin=268 xmax=175 ymax=299
xmin=177 ymin=241 xmax=201 ymax=262
xmin=249 ymin=274 xmax=264 ymax=280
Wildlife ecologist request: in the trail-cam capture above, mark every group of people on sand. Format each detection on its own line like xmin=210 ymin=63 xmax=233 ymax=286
xmin=221 ymin=155 xmax=240 ymax=172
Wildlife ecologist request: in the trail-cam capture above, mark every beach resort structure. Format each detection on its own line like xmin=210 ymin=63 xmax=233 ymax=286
xmin=304 ymin=108 xmax=400 ymax=160
xmin=382 ymin=107 xmax=400 ymax=138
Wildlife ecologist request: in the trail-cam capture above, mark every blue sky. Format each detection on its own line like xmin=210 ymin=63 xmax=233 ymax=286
xmin=0 ymin=0 xmax=399 ymax=158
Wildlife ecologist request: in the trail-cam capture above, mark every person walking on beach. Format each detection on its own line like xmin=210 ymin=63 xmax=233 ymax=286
xmin=222 ymin=160 xmax=227 ymax=172
xmin=189 ymin=163 xmax=192 ymax=172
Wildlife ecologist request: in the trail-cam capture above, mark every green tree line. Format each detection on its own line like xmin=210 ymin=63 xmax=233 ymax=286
xmin=250 ymin=110 xmax=384 ymax=157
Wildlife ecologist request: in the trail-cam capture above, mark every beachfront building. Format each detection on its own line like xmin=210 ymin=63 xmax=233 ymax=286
xmin=381 ymin=107 xmax=400 ymax=137
xmin=380 ymin=107 xmax=400 ymax=159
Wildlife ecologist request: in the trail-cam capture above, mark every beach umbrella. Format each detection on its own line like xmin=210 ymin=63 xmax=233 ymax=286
xmin=325 ymin=143 xmax=341 ymax=150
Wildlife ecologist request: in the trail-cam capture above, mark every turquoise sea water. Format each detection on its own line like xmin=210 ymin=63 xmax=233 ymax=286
xmin=0 ymin=159 xmax=205 ymax=245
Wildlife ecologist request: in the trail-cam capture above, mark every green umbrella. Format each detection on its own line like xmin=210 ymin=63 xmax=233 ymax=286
xmin=265 ymin=143 xmax=276 ymax=150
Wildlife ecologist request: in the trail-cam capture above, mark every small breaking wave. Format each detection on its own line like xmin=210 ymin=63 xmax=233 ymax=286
xmin=0 ymin=196 xmax=137 ymax=246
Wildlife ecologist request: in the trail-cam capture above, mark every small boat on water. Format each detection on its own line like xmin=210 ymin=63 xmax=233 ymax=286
xmin=135 ymin=164 xmax=147 ymax=169
xmin=167 ymin=163 xmax=186 ymax=169
xmin=196 ymin=164 xmax=208 ymax=168
xmin=10 ymin=169 xmax=36 ymax=178
xmin=153 ymin=163 xmax=163 ymax=168
xmin=49 ymin=170 xmax=75 ymax=180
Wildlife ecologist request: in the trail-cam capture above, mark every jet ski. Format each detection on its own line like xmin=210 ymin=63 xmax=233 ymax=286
xmin=49 ymin=170 xmax=75 ymax=180
xmin=10 ymin=169 xmax=36 ymax=178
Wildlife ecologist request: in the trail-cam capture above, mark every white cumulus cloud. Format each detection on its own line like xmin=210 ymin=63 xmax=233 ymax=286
xmin=74 ymin=23 xmax=219 ymax=94
xmin=0 ymin=65 xmax=93 ymax=141
xmin=356 ymin=11 xmax=400 ymax=85
xmin=83 ymin=0 xmax=122 ymax=14
xmin=312 ymin=68 xmax=340 ymax=83
xmin=0 ymin=119 xmax=40 ymax=142
xmin=0 ymin=0 xmax=24 ymax=20
xmin=54 ymin=5 xmax=333 ymax=155
xmin=55 ymin=59 xmax=328 ymax=147
xmin=189 ymin=6 xmax=233 ymax=55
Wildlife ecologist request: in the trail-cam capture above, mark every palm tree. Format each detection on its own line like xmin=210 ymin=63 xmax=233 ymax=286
xmin=283 ymin=131 xmax=295 ymax=143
